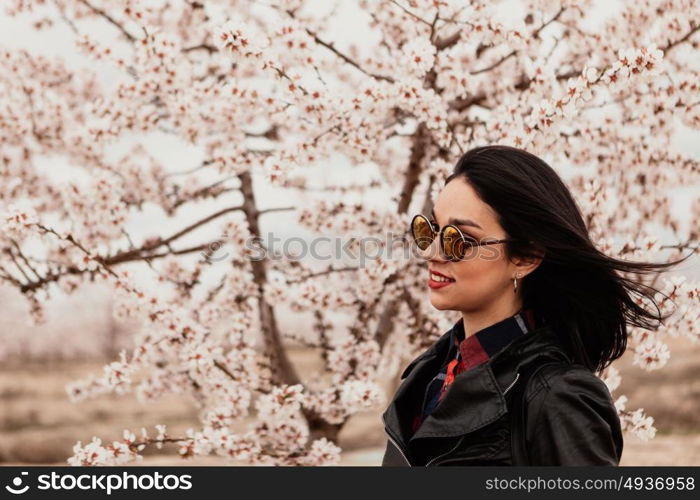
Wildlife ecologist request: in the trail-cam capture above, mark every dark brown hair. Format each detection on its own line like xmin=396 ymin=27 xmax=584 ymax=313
xmin=445 ymin=145 xmax=693 ymax=372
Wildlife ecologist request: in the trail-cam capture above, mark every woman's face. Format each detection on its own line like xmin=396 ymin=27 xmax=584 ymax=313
xmin=421 ymin=176 xmax=522 ymax=313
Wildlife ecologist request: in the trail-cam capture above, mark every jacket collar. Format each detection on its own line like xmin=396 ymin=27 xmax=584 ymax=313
xmin=449 ymin=309 xmax=534 ymax=373
xmin=382 ymin=322 xmax=571 ymax=447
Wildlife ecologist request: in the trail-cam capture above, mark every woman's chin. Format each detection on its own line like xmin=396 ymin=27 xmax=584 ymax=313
xmin=429 ymin=295 xmax=452 ymax=310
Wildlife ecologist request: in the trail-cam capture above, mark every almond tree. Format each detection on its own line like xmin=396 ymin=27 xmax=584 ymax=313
xmin=0 ymin=0 xmax=698 ymax=465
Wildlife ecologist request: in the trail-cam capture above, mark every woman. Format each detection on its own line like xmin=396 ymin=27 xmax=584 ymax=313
xmin=381 ymin=145 xmax=692 ymax=466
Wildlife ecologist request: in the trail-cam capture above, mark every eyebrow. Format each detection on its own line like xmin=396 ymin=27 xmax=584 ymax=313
xmin=431 ymin=208 xmax=483 ymax=230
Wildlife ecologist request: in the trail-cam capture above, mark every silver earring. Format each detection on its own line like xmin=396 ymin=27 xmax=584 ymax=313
xmin=513 ymin=273 xmax=522 ymax=294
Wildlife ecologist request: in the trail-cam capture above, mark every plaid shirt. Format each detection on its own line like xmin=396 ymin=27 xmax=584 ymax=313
xmin=410 ymin=308 xmax=539 ymax=435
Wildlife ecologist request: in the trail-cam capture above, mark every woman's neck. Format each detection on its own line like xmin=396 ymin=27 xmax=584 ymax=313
xmin=460 ymin=300 xmax=524 ymax=338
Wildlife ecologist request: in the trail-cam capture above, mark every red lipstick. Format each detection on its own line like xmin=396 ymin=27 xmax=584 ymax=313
xmin=428 ymin=269 xmax=456 ymax=289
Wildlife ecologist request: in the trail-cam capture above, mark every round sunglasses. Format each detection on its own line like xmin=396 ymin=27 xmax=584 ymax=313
xmin=410 ymin=213 xmax=518 ymax=261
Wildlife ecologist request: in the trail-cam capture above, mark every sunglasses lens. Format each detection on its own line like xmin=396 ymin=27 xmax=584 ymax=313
xmin=411 ymin=215 xmax=434 ymax=250
xmin=442 ymin=225 xmax=465 ymax=261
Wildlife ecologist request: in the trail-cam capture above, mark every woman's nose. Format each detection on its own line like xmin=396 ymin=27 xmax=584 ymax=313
xmin=421 ymin=235 xmax=448 ymax=262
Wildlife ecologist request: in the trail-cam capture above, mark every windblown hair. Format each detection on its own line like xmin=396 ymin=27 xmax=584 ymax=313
xmin=445 ymin=145 xmax=693 ymax=373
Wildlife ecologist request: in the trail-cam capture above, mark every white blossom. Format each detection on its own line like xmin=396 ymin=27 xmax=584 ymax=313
xmin=633 ymin=339 xmax=671 ymax=371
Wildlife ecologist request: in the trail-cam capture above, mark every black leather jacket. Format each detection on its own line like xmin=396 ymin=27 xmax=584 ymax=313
xmin=381 ymin=324 xmax=623 ymax=466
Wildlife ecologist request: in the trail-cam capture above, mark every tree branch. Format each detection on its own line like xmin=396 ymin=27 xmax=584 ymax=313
xmin=303 ymin=27 xmax=396 ymax=83
xmin=77 ymin=0 xmax=137 ymax=42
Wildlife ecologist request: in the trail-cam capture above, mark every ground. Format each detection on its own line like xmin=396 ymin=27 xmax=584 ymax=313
xmin=1 ymin=335 xmax=698 ymax=466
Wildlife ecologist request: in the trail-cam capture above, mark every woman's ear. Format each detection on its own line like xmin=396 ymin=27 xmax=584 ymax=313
xmin=514 ymin=258 xmax=542 ymax=278
xmin=510 ymin=243 xmax=545 ymax=276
